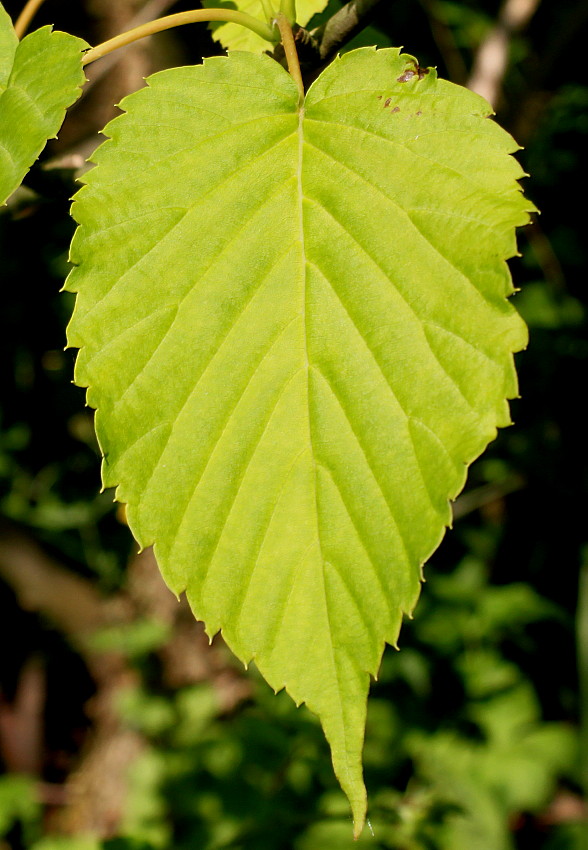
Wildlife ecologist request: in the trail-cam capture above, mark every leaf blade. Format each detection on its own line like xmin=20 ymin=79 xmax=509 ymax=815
xmin=0 ymin=10 xmax=86 ymax=206
xmin=201 ymin=0 xmax=329 ymax=52
xmin=65 ymin=48 xmax=533 ymax=833
xmin=0 ymin=3 xmax=18 ymax=91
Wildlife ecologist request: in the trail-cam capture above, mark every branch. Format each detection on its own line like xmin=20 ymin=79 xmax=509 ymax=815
xmin=77 ymin=0 xmax=179 ymax=95
xmin=14 ymin=0 xmax=47 ymax=39
xmin=451 ymin=474 xmax=525 ymax=521
xmin=312 ymin=0 xmax=384 ymax=63
xmin=82 ymin=8 xmax=276 ymax=66
xmin=467 ymin=0 xmax=541 ymax=108
xmin=270 ymin=0 xmax=385 ymax=84
xmin=416 ymin=0 xmax=468 ymax=84
xmin=0 ymin=520 xmax=105 ymax=646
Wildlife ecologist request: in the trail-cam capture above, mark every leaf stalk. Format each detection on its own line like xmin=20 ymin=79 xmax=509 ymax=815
xmin=81 ymin=8 xmax=277 ymax=66
xmin=274 ymin=12 xmax=304 ymax=104
xmin=280 ymin=0 xmax=297 ymax=25
xmin=14 ymin=0 xmax=47 ymax=38
xmin=261 ymin=0 xmax=277 ymax=22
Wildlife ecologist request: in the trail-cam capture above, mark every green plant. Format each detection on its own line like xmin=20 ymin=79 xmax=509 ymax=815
xmin=0 ymin=0 xmax=534 ymax=834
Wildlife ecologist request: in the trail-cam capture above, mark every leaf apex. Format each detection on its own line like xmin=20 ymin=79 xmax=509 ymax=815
xmin=351 ymin=794 xmax=367 ymax=839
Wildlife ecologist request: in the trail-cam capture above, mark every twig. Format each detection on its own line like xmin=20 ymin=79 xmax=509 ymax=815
xmin=0 ymin=520 xmax=105 ymax=646
xmin=416 ymin=0 xmax=468 ymax=84
xmin=0 ymin=658 xmax=45 ymax=774
xmin=467 ymin=0 xmax=541 ymax=108
xmin=78 ymin=0 xmax=179 ymax=95
xmin=14 ymin=0 xmax=47 ymax=39
xmin=523 ymin=219 xmax=567 ymax=292
xmin=82 ymin=8 xmax=276 ymax=66
xmin=451 ymin=473 xmax=525 ymax=520
xmin=312 ymin=0 xmax=384 ymax=63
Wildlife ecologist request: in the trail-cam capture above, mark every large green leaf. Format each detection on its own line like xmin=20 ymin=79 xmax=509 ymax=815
xmin=202 ymin=0 xmax=329 ymax=52
xmin=0 ymin=4 xmax=86 ymax=206
xmin=65 ymin=47 xmax=533 ymax=833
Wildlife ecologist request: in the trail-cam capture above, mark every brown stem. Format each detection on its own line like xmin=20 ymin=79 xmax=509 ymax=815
xmin=76 ymin=0 xmax=179 ymax=94
xmin=14 ymin=0 xmax=47 ymax=38
xmin=312 ymin=0 xmax=384 ymax=62
xmin=467 ymin=0 xmax=541 ymax=108
xmin=275 ymin=12 xmax=304 ymax=103
xmin=82 ymin=8 xmax=276 ymax=66
xmin=416 ymin=0 xmax=468 ymax=84
xmin=452 ymin=474 xmax=526 ymax=521
xmin=0 ymin=520 xmax=105 ymax=646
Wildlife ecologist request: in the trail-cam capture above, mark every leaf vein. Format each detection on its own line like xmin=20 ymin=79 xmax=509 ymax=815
xmin=307 ymin=262 xmax=460 ymax=522
xmin=201 ymin=367 xmax=305 ymax=603
xmin=305 ymin=117 xmax=504 ymax=208
xmin=6 ymin=82 xmax=46 ymax=123
xmin=77 ymin=129 xmax=295 ymax=331
xmin=112 ymin=235 xmax=297 ymax=420
xmin=167 ymin=319 xmax=302 ymax=553
xmin=234 ymin=447 xmax=310 ymax=631
xmin=304 ymin=136 xmax=484 ymax=295
xmin=316 ymin=461 xmax=394 ymax=624
xmin=306 ymin=198 xmax=478 ymax=414
xmin=311 ymin=364 xmax=413 ymax=569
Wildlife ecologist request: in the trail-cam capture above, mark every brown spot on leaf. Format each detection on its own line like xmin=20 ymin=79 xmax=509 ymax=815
xmin=397 ymin=63 xmax=431 ymax=82
xmin=392 ymin=106 xmax=400 ymax=113
xmin=377 ymin=94 xmax=382 ymax=99
xmin=416 ymin=110 xmax=422 ymax=115
xmin=384 ymin=97 xmax=392 ymax=107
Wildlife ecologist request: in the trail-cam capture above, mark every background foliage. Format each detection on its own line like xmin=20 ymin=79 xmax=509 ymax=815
xmin=0 ymin=0 xmax=586 ymax=848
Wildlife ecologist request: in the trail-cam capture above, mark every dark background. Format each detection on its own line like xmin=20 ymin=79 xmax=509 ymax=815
xmin=0 ymin=0 xmax=587 ymax=847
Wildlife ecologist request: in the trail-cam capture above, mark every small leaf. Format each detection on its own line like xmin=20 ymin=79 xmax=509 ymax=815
xmin=0 ymin=3 xmax=18 ymax=91
xmin=201 ymin=0 xmax=329 ymax=52
xmin=0 ymin=4 xmax=86 ymax=206
xmin=65 ymin=48 xmax=534 ymax=834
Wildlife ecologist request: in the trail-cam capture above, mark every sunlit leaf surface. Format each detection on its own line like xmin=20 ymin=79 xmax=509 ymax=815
xmin=202 ymin=0 xmax=329 ymax=52
xmin=65 ymin=48 xmax=533 ymax=833
xmin=0 ymin=3 xmax=86 ymax=205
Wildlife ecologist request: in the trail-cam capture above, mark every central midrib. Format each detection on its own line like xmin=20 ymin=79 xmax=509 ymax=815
xmin=296 ymin=103 xmax=320 ymax=557
xmin=297 ymin=99 xmax=350 ymax=757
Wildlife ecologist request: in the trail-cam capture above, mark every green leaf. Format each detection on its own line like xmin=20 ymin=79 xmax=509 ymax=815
xmin=0 ymin=4 xmax=18 ymax=91
xmin=64 ymin=47 xmax=533 ymax=834
xmin=202 ymin=0 xmax=329 ymax=52
xmin=0 ymin=5 xmax=86 ymax=206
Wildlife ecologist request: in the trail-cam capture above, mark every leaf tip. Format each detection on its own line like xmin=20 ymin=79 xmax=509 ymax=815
xmin=352 ymin=800 xmax=367 ymax=840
